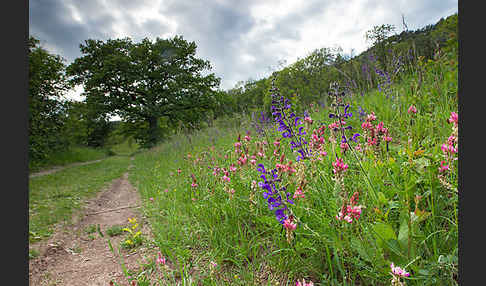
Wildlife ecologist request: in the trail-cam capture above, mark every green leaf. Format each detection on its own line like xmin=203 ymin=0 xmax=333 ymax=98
xmin=397 ymin=219 xmax=409 ymax=251
xmin=372 ymin=222 xmax=397 ymax=250
xmin=350 ymin=237 xmax=372 ymax=262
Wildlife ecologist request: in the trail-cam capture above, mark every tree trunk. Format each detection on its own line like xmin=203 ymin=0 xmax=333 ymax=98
xmin=147 ymin=116 xmax=160 ymax=147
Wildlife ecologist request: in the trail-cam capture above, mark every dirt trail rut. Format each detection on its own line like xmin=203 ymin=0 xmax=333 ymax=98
xmin=29 ymin=162 xmax=155 ymax=286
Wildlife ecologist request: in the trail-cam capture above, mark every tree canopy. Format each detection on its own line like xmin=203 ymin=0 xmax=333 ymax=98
xmin=29 ymin=36 xmax=71 ymax=161
xmin=66 ymin=35 xmax=221 ymax=147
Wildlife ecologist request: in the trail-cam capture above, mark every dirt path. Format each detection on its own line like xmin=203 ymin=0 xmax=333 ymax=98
xmin=29 ymin=159 xmax=106 ymax=178
xmin=29 ymin=162 xmax=156 ymax=286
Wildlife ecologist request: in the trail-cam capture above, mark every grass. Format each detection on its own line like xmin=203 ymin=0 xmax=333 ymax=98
xmin=29 ymin=145 xmax=112 ymax=173
xmin=124 ymin=49 xmax=457 ymax=285
xmin=28 ymin=155 xmax=132 ymax=243
xmin=27 ymin=46 xmax=457 ymax=285
xmin=106 ymin=224 xmax=126 ymax=237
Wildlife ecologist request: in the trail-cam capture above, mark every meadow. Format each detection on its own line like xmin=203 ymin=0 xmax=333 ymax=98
xmin=120 ymin=47 xmax=458 ymax=285
xmin=28 ymin=18 xmax=458 ymax=285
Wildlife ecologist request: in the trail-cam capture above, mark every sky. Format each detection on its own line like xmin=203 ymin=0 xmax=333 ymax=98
xmin=30 ymin=0 xmax=457 ymax=102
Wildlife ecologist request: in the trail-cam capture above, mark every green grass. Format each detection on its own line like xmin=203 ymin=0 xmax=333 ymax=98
xmin=29 ymin=145 xmax=112 ymax=173
xmin=106 ymin=224 xmax=125 ymax=237
xmin=109 ymin=137 xmax=141 ymax=156
xmin=124 ymin=50 xmax=457 ymax=285
xmin=28 ymin=155 xmax=132 ymax=243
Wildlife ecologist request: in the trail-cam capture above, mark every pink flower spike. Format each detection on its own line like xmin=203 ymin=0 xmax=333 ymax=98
xmin=448 ymin=111 xmax=458 ymax=125
xmin=390 ymin=263 xmax=410 ymax=278
xmin=408 ymin=105 xmax=417 ymax=114
xmin=439 ymin=161 xmax=450 ymax=173
xmin=283 ymin=218 xmax=297 ymax=231
xmin=156 ymin=252 xmax=166 ymax=265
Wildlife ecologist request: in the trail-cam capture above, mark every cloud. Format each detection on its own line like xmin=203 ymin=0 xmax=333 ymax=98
xmin=29 ymin=0 xmax=458 ymax=95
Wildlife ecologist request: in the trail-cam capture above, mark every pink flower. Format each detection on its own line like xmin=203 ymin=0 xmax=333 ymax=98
xmin=448 ymin=111 xmax=458 ymax=126
xmin=273 ymin=140 xmax=280 ymax=147
xmin=304 ymin=116 xmax=313 ymax=124
xmin=366 ymin=112 xmax=377 ymax=121
xmin=230 ymin=165 xmax=237 ymax=172
xmin=361 ymin=121 xmax=373 ymax=130
xmin=390 ymin=263 xmax=410 ymax=277
xmin=257 ymin=151 xmax=265 ymax=158
xmin=332 ymin=158 xmax=348 ymax=174
xmin=296 ymin=279 xmax=314 ymax=286
xmin=244 ymin=135 xmax=251 ymax=142
xmin=383 ymin=135 xmax=393 ymax=142
xmin=283 ymin=218 xmax=297 ymax=231
xmin=191 ymin=183 xmax=198 ymax=188
xmin=249 ymin=159 xmax=257 ymax=165
xmin=164 ymin=188 xmax=169 ymax=193
xmin=228 ymin=188 xmax=235 ymax=195
xmin=340 ymin=142 xmax=349 ymax=151
xmin=293 ymin=186 xmax=305 ymax=199
xmin=222 ymin=175 xmax=230 ymax=183
xmin=234 ymin=142 xmax=241 ymax=148
xmin=439 ymin=160 xmax=450 ymax=173
xmin=408 ymin=105 xmax=417 ymax=114
xmin=343 ymin=215 xmax=353 ymax=223
xmin=149 ymin=197 xmax=154 ymax=202
xmin=177 ymin=168 xmax=182 ymax=174
xmin=156 ymin=252 xmax=166 ymax=265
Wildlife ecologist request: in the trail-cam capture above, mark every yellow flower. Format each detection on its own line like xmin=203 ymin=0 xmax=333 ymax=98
xmin=133 ymin=231 xmax=141 ymax=238
xmin=125 ymin=239 xmax=133 ymax=245
xmin=132 ymin=223 xmax=139 ymax=230
xmin=128 ymin=217 xmax=137 ymax=224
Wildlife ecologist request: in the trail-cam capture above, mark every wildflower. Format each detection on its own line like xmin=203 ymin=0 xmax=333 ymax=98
xmin=448 ymin=111 xmax=458 ymax=126
xmin=293 ymin=185 xmax=305 ymax=199
xmin=229 ymin=164 xmax=237 ymax=172
xmin=407 ymin=105 xmax=417 ymax=114
xmin=222 ymin=175 xmax=231 ymax=183
xmin=149 ymin=197 xmax=154 ymax=202
xmin=332 ymin=158 xmax=348 ymax=174
xmin=390 ymin=263 xmax=410 ymax=277
xmin=296 ymin=279 xmax=314 ymax=286
xmin=244 ymin=135 xmax=251 ymax=142
xmin=177 ymin=168 xmax=182 ymax=175
xmin=210 ymin=260 xmax=217 ymax=268
xmin=439 ymin=160 xmax=450 ymax=173
xmin=273 ymin=140 xmax=280 ymax=147
xmin=191 ymin=183 xmax=198 ymax=188
xmin=304 ymin=116 xmax=313 ymax=124
xmin=156 ymin=252 xmax=166 ymax=265
xmin=366 ymin=112 xmax=377 ymax=122
xmin=164 ymin=188 xmax=169 ymax=192
xmin=250 ymin=159 xmax=257 ymax=165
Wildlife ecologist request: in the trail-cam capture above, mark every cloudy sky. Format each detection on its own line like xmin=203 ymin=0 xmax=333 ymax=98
xmin=30 ymin=0 xmax=457 ymax=101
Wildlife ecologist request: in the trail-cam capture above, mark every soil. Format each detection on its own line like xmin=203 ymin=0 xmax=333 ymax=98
xmin=29 ymin=161 xmax=156 ymax=286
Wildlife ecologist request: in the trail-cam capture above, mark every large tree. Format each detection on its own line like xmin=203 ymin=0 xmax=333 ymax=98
xmin=29 ymin=36 xmax=71 ymax=161
xmin=66 ymin=35 xmax=220 ymax=147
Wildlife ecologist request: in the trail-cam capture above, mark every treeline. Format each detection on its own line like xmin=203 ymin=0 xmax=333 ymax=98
xmin=28 ymin=13 xmax=457 ymax=164
xmin=221 ymin=13 xmax=457 ymax=116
